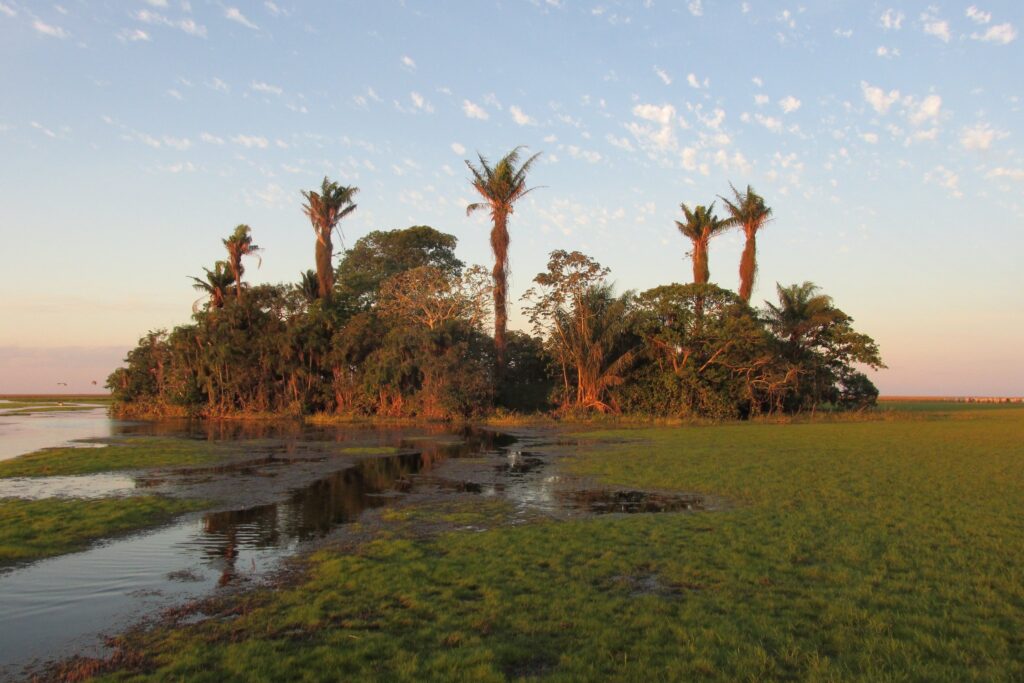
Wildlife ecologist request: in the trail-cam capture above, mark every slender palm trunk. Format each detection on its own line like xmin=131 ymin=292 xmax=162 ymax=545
xmin=229 ymin=258 xmax=243 ymax=302
xmin=692 ymin=239 xmax=710 ymax=284
xmin=315 ymin=231 xmax=333 ymax=301
xmin=490 ymin=210 xmax=510 ymax=372
xmin=738 ymin=229 xmax=757 ymax=303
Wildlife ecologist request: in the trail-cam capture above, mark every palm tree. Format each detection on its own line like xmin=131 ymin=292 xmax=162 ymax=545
xmin=466 ymin=146 xmax=541 ymax=370
xmin=190 ymin=261 xmax=235 ymax=311
xmin=222 ymin=224 xmax=262 ymax=301
xmin=764 ymin=282 xmax=841 ymax=349
xmin=720 ymin=184 xmax=772 ymax=303
xmin=302 ymin=177 xmax=359 ymax=301
xmin=675 ymin=202 xmax=729 ymax=285
xmin=297 ymin=269 xmax=319 ymax=304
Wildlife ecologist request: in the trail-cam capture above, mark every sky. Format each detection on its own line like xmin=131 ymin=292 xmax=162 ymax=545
xmin=0 ymin=0 xmax=1022 ymax=396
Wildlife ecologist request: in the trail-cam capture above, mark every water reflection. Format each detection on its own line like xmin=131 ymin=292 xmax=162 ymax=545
xmin=0 ymin=408 xmax=113 ymax=462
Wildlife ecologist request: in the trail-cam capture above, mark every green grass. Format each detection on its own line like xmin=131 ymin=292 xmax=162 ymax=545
xmin=0 ymin=496 xmax=206 ymax=565
xmin=92 ymin=407 xmax=1024 ymax=681
xmin=0 ymin=438 xmax=239 ymax=478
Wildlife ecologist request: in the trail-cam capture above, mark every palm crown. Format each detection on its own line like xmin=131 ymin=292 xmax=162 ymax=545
xmin=675 ymin=202 xmax=729 ymax=285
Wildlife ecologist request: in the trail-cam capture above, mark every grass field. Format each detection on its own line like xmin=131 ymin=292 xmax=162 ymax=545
xmin=0 ymin=439 xmax=238 ymax=478
xmin=0 ymin=497 xmax=206 ymax=565
xmin=77 ymin=404 xmax=1024 ymax=681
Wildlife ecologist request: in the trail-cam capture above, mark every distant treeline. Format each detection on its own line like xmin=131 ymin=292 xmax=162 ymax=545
xmin=108 ymin=149 xmax=884 ymax=419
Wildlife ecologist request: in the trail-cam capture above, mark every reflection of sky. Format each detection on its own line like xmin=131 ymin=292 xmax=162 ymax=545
xmin=0 ymin=473 xmax=135 ymax=500
xmin=0 ymin=408 xmax=111 ymax=461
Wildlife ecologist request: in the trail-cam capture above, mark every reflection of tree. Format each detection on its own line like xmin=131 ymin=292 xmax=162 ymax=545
xmin=181 ymin=426 xmax=519 ymax=583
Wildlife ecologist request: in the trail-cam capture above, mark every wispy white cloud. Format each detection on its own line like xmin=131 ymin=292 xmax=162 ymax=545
xmin=972 ymin=23 xmax=1017 ymax=44
xmin=462 ymin=100 xmax=488 ymax=120
xmin=251 ymin=81 xmax=282 ymax=96
xmin=33 ymin=20 xmax=69 ymax=39
xmin=960 ymin=122 xmax=1006 ymax=150
xmin=965 ymin=6 xmax=991 ymax=24
xmin=30 ymin=121 xmax=57 ymax=138
xmin=410 ymin=91 xmax=433 ymax=113
xmin=924 ymin=165 xmax=962 ymax=197
xmin=134 ymin=10 xmax=206 ymax=38
xmin=986 ymin=167 xmax=1024 ymax=181
xmin=401 ymin=55 xmax=416 ymax=70
xmin=654 ymin=66 xmax=671 ymax=85
xmin=876 ymin=45 xmax=900 ymax=58
xmin=232 ymin=134 xmax=269 ymax=149
xmin=567 ymin=145 xmax=602 ymax=164
xmin=224 ymin=7 xmax=258 ymax=30
xmin=117 ymin=28 xmax=151 ymax=42
xmin=605 ymin=134 xmax=634 ymax=152
xmin=861 ymin=81 xmax=901 ymax=114
xmin=687 ymin=0 xmax=702 ymax=17
xmin=0 ymin=2 xmax=16 ymax=17
xmin=907 ymin=94 xmax=942 ymax=126
xmin=920 ymin=11 xmax=951 ymax=42
xmin=779 ymin=96 xmax=801 ymax=114
xmin=451 ymin=142 xmax=466 ymax=155
xmin=510 ymin=105 xmax=536 ymax=126
xmin=880 ymin=8 xmax=903 ymax=30
xmin=200 ymin=132 xmax=224 ymax=145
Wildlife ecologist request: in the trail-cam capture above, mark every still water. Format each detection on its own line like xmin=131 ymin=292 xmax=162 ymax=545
xmin=0 ymin=411 xmax=704 ymax=677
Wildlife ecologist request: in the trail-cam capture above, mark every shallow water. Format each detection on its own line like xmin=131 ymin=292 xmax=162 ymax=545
xmin=0 ymin=408 xmax=113 ymax=461
xmin=0 ymin=418 xmax=705 ymax=677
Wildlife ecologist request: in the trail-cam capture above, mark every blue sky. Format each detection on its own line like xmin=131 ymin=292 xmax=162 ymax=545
xmin=0 ymin=0 xmax=1021 ymax=395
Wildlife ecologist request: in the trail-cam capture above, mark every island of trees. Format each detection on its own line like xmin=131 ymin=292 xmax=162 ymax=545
xmin=108 ymin=147 xmax=884 ymax=420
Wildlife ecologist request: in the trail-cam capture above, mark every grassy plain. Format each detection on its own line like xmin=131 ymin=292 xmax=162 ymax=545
xmin=78 ymin=403 xmax=1024 ymax=681
xmin=0 ymin=497 xmax=206 ymax=565
xmin=0 ymin=439 xmax=235 ymax=478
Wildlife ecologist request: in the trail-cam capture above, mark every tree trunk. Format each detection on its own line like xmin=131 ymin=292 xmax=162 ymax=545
xmin=315 ymin=230 xmax=333 ymax=301
xmin=692 ymin=239 xmax=709 ymax=285
xmin=490 ymin=211 xmax=510 ymax=375
xmin=738 ymin=230 xmax=756 ymax=303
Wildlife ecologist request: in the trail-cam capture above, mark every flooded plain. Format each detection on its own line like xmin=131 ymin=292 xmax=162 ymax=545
xmin=0 ymin=409 xmax=708 ymax=678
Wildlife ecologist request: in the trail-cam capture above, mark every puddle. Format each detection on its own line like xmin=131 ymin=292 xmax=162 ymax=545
xmin=0 ymin=421 xmax=708 ymax=677
xmin=0 ymin=474 xmax=137 ymax=500
xmin=563 ymin=489 xmax=705 ymax=514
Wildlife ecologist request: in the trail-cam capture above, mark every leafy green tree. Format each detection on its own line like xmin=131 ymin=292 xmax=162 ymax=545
xmin=675 ymin=202 xmax=729 ymax=285
xmin=627 ymin=283 xmax=776 ymax=418
xmin=763 ymin=282 xmax=885 ymax=411
xmin=466 ymin=147 xmax=542 ymax=371
xmin=302 ymin=177 xmax=358 ymax=301
xmin=378 ymin=265 xmax=491 ymax=331
xmin=336 ymin=226 xmax=463 ymax=307
xmin=523 ymin=250 xmax=635 ymax=413
xmin=222 ymin=224 xmax=262 ymax=301
xmin=719 ymin=184 xmax=772 ymax=302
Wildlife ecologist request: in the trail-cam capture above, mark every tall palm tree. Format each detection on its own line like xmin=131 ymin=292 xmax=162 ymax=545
xmin=720 ymin=184 xmax=772 ymax=303
xmin=465 ymin=146 xmax=541 ymax=370
xmin=190 ymin=261 xmax=235 ymax=311
xmin=302 ymin=177 xmax=359 ymax=301
xmin=675 ymin=202 xmax=729 ymax=285
xmin=764 ymin=282 xmax=840 ymax=348
xmin=222 ymin=224 xmax=262 ymax=301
